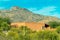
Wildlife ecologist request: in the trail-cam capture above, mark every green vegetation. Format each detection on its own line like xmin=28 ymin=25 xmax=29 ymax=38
xmin=0 ymin=17 xmax=60 ymax=40
xmin=56 ymin=26 xmax=60 ymax=34
xmin=0 ymin=17 xmax=11 ymax=31
xmin=0 ymin=26 xmax=59 ymax=40
xmin=0 ymin=6 xmax=60 ymax=40
xmin=48 ymin=21 xmax=60 ymax=28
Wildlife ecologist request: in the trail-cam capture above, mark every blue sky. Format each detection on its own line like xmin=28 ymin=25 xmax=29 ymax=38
xmin=0 ymin=0 xmax=60 ymax=18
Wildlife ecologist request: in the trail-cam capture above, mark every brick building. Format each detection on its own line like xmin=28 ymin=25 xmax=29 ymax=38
xmin=11 ymin=22 xmax=50 ymax=31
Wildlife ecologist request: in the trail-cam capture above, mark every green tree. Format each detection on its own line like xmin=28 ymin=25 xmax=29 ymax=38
xmin=1 ymin=22 xmax=10 ymax=31
xmin=48 ymin=21 xmax=60 ymax=28
xmin=0 ymin=17 xmax=11 ymax=31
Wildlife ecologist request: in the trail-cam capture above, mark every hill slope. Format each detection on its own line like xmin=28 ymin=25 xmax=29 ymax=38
xmin=0 ymin=6 xmax=60 ymax=22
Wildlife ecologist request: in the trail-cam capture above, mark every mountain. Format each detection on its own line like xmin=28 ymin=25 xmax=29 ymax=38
xmin=0 ymin=6 xmax=60 ymax=23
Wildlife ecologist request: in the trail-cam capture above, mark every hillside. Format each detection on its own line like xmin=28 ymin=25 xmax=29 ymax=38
xmin=0 ymin=6 xmax=60 ymax=22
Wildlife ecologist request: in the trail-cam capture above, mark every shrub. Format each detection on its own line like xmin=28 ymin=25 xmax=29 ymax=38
xmin=48 ymin=21 xmax=60 ymax=28
xmin=37 ymin=30 xmax=58 ymax=40
xmin=56 ymin=26 xmax=60 ymax=34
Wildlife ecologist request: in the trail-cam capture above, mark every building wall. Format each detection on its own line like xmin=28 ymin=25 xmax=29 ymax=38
xmin=25 ymin=22 xmax=45 ymax=31
xmin=11 ymin=22 xmax=49 ymax=31
xmin=11 ymin=22 xmax=25 ymax=27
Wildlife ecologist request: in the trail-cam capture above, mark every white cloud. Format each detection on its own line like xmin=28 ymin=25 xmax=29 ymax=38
xmin=28 ymin=8 xmax=38 ymax=11
xmin=28 ymin=6 xmax=60 ymax=18
xmin=28 ymin=6 xmax=56 ymax=15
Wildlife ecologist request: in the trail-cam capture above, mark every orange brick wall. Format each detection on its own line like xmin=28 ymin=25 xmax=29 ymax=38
xmin=11 ymin=22 xmax=48 ymax=31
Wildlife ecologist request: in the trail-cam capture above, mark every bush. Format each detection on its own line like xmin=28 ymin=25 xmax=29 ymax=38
xmin=37 ymin=30 xmax=58 ymax=40
xmin=0 ymin=32 xmax=6 ymax=40
xmin=56 ymin=26 xmax=60 ymax=34
xmin=48 ymin=21 xmax=60 ymax=28
xmin=7 ymin=31 xmax=19 ymax=40
xmin=0 ymin=17 xmax=11 ymax=31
